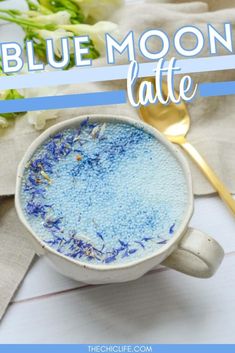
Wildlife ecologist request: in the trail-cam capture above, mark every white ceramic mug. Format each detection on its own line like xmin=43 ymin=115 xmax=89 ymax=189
xmin=15 ymin=115 xmax=224 ymax=284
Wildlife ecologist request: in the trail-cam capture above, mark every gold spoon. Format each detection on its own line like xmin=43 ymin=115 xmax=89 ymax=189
xmin=139 ymin=78 xmax=235 ymax=215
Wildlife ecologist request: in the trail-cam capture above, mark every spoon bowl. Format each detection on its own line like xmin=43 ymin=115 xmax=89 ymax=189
xmin=140 ymin=79 xmax=190 ymax=140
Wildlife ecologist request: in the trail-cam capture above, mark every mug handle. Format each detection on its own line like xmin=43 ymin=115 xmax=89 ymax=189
xmin=161 ymin=228 xmax=224 ymax=278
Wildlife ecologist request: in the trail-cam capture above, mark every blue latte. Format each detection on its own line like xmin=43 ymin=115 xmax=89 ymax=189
xmin=20 ymin=118 xmax=188 ymax=265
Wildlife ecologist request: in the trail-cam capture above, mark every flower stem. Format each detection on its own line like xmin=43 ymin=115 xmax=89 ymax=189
xmin=0 ymin=14 xmax=56 ymax=30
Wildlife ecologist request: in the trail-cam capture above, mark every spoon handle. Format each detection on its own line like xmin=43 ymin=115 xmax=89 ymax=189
xmin=180 ymin=138 xmax=235 ymax=215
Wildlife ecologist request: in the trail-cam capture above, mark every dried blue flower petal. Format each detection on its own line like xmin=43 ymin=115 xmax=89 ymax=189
xmin=142 ymin=237 xmax=154 ymax=242
xmin=157 ymin=239 xmax=167 ymax=244
xmin=119 ymin=240 xmax=128 ymax=248
xmin=80 ymin=117 xmax=90 ymax=128
xmin=129 ymin=248 xmax=137 ymax=254
xmin=26 ymin=201 xmax=50 ymax=218
xmin=169 ymin=223 xmax=176 ymax=234
xmin=44 ymin=217 xmax=62 ymax=231
xmin=96 ymin=231 xmax=104 ymax=241
xmin=134 ymin=240 xmax=145 ymax=249
xmin=104 ymin=255 xmax=116 ymax=264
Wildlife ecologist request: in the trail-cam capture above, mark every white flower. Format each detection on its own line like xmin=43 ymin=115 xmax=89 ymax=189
xmin=22 ymin=85 xmax=60 ymax=130
xmin=71 ymin=0 xmax=124 ymax=21
xmin=0 ymin=91 xmax=6 ymax=100
xmin=0 ymin=116 xmax=10 ymax=128
xmin=22 ymin=85 xmax=59 ymax=99
xmin=62 ymin=21 xmax=119 ymax=54
xmin=30 ymin=11 xmax=71 ymax=26
xmin=37 ymin=29 xmax=74 ymax=57
xmin=25 ymin=110 xmax=58 ymax=130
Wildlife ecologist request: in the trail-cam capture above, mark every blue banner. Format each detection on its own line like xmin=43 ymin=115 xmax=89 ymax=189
xmin=0 ymin=345 xmax=235 ymax=353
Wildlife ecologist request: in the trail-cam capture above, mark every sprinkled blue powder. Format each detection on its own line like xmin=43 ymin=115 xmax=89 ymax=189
xmin=20 ymin=118 xmax=188 ymax=266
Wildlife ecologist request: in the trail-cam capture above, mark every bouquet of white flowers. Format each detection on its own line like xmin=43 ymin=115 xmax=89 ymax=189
xmin=0 ymin=0 xmax=123 ymax=128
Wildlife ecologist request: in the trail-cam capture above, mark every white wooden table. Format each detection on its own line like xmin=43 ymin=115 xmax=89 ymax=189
xmin=0 ymin=0 xmax=235 ymax=344
xmin=0 ymin=196 xmax=235 ymax=343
